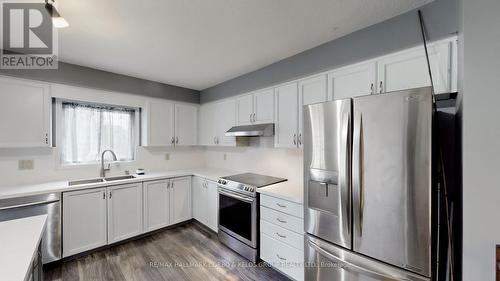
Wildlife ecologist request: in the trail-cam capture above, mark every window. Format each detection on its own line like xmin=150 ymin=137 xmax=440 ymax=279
xmin=57 ymin=100 xmax=138 ymax=165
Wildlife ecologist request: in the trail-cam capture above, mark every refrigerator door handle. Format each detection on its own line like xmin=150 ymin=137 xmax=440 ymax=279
xmin=359 ymin=114 xmax=364 ymax=236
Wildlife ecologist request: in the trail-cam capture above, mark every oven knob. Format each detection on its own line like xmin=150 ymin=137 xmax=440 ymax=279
xmin=223 ymin=180 xmax=227 ymax=184
xmin=218 ymin=180 xmax=221 ymax=184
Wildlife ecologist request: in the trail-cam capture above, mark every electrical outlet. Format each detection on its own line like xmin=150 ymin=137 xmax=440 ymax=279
xmin=165 ymin=153 xmax=170 ymax=160
xmin=18 ymin=160 xmax=34 ymax=170
xmin=223 ymin=154 xmax=227 ymax=160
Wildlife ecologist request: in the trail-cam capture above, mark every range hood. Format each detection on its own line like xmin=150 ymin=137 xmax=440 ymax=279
xmin=225 ymin=123 xmax=274 ymax=137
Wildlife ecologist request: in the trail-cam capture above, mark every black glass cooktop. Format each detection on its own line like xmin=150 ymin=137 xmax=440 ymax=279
xmin=220 ymin=173 xmax=287 ymax=188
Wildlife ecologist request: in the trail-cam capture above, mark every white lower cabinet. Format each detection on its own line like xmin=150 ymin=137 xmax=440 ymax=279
xmin=107 ymin=183 xmax=144 ymax=244
xmin=260 ymin=194 xmax=304 ymax=281
xmin=63 ymin=177 xmax=193 ymax=257
xmin=63 ymin=188 xmax=107 ymax=257
xmin=143 ymin=180 xmax=170 ymax=232
xmin=170 ymin=177 xmax=192 ymax=224
xmin=191 ymin=176 xmax=218 ymax=232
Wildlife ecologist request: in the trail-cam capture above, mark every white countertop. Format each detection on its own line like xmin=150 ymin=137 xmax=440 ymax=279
xmin=0 ymin=168 xmax=236 ymax=200
xmin=0 ymin=215 xmax=47 ymax=281
xmin=257 ymin=181 xmax=303 ymax=204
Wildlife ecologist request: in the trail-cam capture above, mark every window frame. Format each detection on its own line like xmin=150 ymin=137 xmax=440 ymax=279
xmin=54 ymin=98 xmax=141 ymax=168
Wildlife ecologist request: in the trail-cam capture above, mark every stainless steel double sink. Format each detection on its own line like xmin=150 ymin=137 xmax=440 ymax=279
xmin=68 ymin=175 xmax=137 ymax=186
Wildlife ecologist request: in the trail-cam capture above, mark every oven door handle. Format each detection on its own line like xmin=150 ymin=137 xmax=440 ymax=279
xmin=218 ymin=190 xmax=254 ymax=203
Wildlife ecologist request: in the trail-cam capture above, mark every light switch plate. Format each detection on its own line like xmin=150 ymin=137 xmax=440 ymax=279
xmin=18 ymin=160 xmax=34 ymax=170
xmin=165 ymin=153 xmax=170 ymax=160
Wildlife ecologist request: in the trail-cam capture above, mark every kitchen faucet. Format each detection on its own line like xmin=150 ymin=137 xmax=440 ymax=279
xmin=100 ymin=150 xmax=118 ymax=178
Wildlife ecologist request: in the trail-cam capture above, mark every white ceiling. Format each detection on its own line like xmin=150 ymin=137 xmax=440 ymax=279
xmin=57 ymin=0 xmax=432 ymax=90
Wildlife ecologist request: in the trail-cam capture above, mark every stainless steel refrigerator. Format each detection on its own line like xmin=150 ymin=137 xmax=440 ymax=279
xmin=304 ymin=87 xmax=433 ymax=281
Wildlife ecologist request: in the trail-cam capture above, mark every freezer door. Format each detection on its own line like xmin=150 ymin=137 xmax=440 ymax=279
xmin=352 ymin=87 xmax=432 ymax=276
xmin=305 ymin=235 xmax=430 ymax=281
xmin=303 ymin=99 xmax=352 ymax=249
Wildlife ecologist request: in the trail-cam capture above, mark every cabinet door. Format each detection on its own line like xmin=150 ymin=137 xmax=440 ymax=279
xmin=298 ymin=74 xmax=328 ymax=148
xmin=170 ymin=177 xmax=192 ymax=224
xmin=63 ymin=188 xmax=107 ymax=257
xmin=0 ymin=76 xmax=51 ymax=147
xmin=206 ymin=180 xmax=219 ymax=232
xmin=328 ymin=62 xmax=377 ymax=100
xmin=174 ymin=104 xmax=198 ymax=146
xmin=144 ymin=100 xmax=174 ymax=146
xmin=107 ymin=183 xmax=143 ymax=244
xmin=191 ymin=177 xmax=207 ymax=225
xmin=274 ymin=83 xmax=299 ymax=148
xmin=215 ymin=99 xmax=236 ymax=146
xmin=198 ymin=103 xmax=216 ymax=146
xmin=143 ymin=180 xmax=169 ymax=232
xmin=236 ymin=94 xmax=254 ymax=125
xmin=377 ymin=41 xmax=451 ymax=94
xmin=254 ymin=89 xmax=274 ymax=124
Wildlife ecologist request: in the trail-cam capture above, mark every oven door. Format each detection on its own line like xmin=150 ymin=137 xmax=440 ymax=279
xmin=218 ymin=188 xmax=257 ymax=248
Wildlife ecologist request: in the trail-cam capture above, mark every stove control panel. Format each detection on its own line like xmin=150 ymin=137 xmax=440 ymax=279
xmin=217 ymin=178 xmax=256 ymax=195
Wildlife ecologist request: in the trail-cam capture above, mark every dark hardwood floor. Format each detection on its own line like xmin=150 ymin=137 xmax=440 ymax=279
xmin=44 ymin=222 xmax=290 ymax=281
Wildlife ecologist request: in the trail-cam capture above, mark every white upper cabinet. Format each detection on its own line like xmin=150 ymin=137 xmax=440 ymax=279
xmin=143 ymin=100 xmax=175 ymax=146
xmin=170 ymin=176 xmax=192 ymax=224
xmin=107 ymin=183 xmax=144 ymax=244
xmin=143 ymin=100 xmax=198 ymax=146
xmin=298 ymin=74 xmax=328 ymax=148
xmin=236 ymin=89 xmax=274 ymax=125
xmin=143 ymin=180 xmax=170 ymax=232
xmin=236 ymin=94 xmax=254 ymax=125
xmin=254 ymin=89 xmax=274 ymax=124
xmin=198 ymin=99 xmax=236 ymax=146
xmin=0 ymin=76 xmax=51 ymax=148
xmin=274 ymin=83 xmax=299 ymax=148
xmin=328 ymin=62 xmax=377 ymax=100
xmin=215 ymin=99 xmax=237 ymax=146
xmin=198 ymin=102 xmax=216 ymax=146
xmin=174 ymin=104 xmax=198 ymax=146
xmin=377 ymin=40 xmax=452 ymax=94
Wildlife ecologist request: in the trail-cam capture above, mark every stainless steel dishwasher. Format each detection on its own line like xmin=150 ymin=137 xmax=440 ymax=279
xmin=0 ymin=193 xmax=61 ymax=264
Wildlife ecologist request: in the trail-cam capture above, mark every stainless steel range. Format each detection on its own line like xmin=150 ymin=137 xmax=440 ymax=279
xmin=217 ymin=173 xmax=286 ymax=262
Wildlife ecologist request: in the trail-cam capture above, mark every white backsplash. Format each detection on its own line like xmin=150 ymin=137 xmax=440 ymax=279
xmin=204 ymin=137 xmax=303 ymax=186
xmin=0 ymin=146 xmax=205 ymax=186
xmin=0 ymin=137 xmax=303 ymax=187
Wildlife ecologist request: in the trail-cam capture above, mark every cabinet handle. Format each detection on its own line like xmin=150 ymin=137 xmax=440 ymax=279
xmin=370 ymin=83 xmax=374 ymax=95
xmin=176 ymin=137 xmax=179 ymax=144
xmin=171 ymin=137 xmax=175 ymax=144
xmin=109 ymin=191 xmax=112 ymax=199
xmin=102 ymin=191 xmax=106 ymax=200
xmin=214 ymin=137 xmax=216 ymax=144
xmin=276 ymin=232 xmax=287 ymax=238
xmin=249 ymin=113 xmax=252 ymax=123
xmin=298 ymin=133 xmax=302 ymax=146
xmin=379 ymin=81 xmax=383 ymax=94
xmin=44 ymin=133 xmax=49 ymax=145
xmin=252 ymin=113 xmax=256 ymax=122
xmin=293 ymin=134 xmax=296 ymax=145
xmin=276 ymin=254 xmax=287 ymax=261
xmin=276 ymin=218 xmax=287 ymax=224
xmin=216 ymin=137 xmax=219 ymax=144
xmin=276 ymin=202 xmax=287 ymax=208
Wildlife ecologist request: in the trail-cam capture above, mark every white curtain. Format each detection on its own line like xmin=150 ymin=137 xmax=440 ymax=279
xmin=61 ymin=102 xmax=136 ymax=164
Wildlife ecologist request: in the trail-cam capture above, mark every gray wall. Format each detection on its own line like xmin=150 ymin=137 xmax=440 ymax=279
xmin=0 ymin=62 xmax=200 ymax=103
xmin=200 ymin=0 xmax=458 ymax=103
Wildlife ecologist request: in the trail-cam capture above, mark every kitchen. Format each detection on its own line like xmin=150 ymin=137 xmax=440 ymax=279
xmin=0 ymin=0 xmax=496 ymax=280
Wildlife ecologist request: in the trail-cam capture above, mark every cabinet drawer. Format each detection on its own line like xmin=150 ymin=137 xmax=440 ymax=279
xmin=261 ymin=219 xmax=304 ymax=251
xmin=260 ymin=194 xmax=303 ymax=218
xmin=261 ymin=232 xmax=304 ymax=281
xmin=261 ymin=206 xmax=304 ymax=234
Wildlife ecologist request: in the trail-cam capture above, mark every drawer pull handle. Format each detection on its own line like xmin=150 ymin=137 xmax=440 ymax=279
xmin=276 ymin=232 xmax=287 ymax=238
xmin=276 ymin=254 xmax=287 ymax=261
xmin=276 ymin=203 xmax=287 ymax=208
xmin=276 ymin=218 xmax=287 ymax=224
